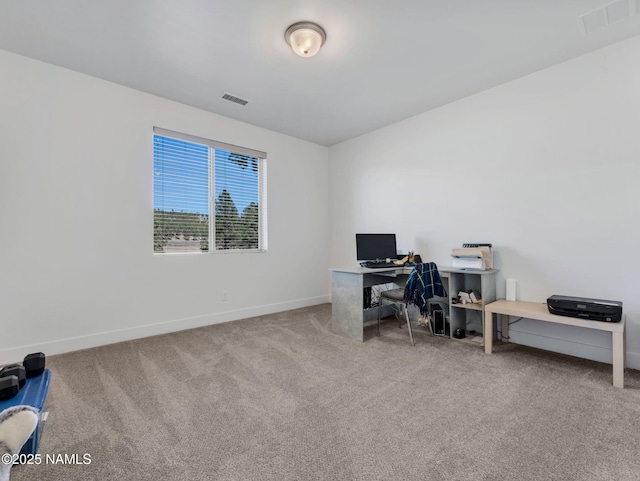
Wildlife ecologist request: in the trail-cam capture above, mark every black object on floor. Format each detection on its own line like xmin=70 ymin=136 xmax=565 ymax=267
xmin=24 ymin=352 xmax=46 ymax=378
xmin=0 ymin=375 xmax=20 ymax=400
xmin=0 ymin=364 xmax=26 ymax=389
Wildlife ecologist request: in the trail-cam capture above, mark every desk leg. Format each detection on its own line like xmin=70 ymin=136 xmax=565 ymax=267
xmin=501 ymin=314 xmax=509 ymax=344
xmin=624 ymin=327 xmax=627 ymax=370
xmin=612 ymin=331 xmax=624 ymax=389
xmin=331 ymin=271 xmax=365 ymax=342
xmin=485 ymin=311 xmax=493 ymax=354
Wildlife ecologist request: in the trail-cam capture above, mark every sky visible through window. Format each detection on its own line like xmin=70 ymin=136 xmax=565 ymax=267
xmin=153 ymin=135 xmax=259 ymax=215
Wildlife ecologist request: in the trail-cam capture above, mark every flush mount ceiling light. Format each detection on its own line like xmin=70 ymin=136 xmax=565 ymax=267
xmin=284 ymin=21 xmax=326 ymax=58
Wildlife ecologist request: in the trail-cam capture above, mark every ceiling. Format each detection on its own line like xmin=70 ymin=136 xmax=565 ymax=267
xmin=1 ymin=0 xmax=640 ymax=146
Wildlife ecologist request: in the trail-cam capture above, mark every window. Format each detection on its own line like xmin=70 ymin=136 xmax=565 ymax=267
xmin=153 ymin=127 xmax=267 ymax=253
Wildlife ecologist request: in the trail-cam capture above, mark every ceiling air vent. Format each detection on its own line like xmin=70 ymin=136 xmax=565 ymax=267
xmin=579 ymin=0 xmax=631 ymax=34
xmin=222 ymin=93 xmax=249 ymax=106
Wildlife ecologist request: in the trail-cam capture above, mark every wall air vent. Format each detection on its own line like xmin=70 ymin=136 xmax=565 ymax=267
xmin=222 ymin=93 xmax=249 ymax=106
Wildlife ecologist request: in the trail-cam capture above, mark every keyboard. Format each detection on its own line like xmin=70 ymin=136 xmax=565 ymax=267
xmin=361 ymin=261 xmax=402 ymax=269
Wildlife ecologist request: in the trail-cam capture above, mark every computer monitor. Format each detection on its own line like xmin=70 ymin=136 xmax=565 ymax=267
xmin=355 ymin=233 xmax=397 ymax=261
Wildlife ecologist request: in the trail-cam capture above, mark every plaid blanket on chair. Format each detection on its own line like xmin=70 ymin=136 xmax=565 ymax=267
xmin=403 ymin=262 xmax=446 ymax=316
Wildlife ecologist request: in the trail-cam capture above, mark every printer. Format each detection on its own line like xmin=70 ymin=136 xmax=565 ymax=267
xmin=451 ymin=244 xmax=493 ymax=270
xmin=547 ymin=295 xmax=623 ymax=322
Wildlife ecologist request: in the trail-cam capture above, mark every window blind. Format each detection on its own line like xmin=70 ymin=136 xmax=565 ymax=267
xmin=153 ymin=127 xmax=267 ymax=253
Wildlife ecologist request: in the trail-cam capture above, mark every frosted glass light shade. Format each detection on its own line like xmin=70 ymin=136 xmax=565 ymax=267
xmin=285 ymin=22 xmax=326 ymax=58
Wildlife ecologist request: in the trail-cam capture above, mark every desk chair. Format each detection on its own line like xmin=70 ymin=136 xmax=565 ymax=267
xmin=377 ymin=262 xmax=446 ymax=345
xmin=377 ymin=287 xmax=417 ymax=345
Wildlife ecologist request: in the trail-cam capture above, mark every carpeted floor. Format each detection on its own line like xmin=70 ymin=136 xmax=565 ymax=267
xmin=9 ymin=304 xmax=640 ymax=480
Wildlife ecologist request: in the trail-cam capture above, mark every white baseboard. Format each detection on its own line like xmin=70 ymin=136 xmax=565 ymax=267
xmin=0 ymin=295 xmax=330 ymax=365
xmin=507 ymin=328 xmax=640 ymax=371
xmin=507 ymin=329 xmax=612 ymax=364
xmin=625 ymin=351 xmax=640 ymax=371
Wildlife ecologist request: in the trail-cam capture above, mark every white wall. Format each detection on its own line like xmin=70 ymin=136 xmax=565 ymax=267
xmin=0 ymin=49 xmax=330 ymax=364
xmin=329 ymin=36 xmax=640 ymax=368
xmin=3 ymin=34 xmax=639 ymax=369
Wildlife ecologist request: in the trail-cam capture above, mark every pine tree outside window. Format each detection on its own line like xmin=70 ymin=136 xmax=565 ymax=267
xmin=153 ymin=127 xmax=267 ymax=253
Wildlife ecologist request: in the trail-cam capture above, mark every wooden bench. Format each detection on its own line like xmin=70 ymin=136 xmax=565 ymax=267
xmin=484 ymin=300 xmax=625 ymax=388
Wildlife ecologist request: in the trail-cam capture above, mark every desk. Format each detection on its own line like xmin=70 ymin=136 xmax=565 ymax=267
xmin=484 ymin=300 xmax=625 ymax=388
xmin=331 ymin=266 xmax=496 ymax=342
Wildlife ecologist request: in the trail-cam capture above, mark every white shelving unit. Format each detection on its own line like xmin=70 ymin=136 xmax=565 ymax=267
xmin=442 ymin=268 xmax=498 ymax=346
